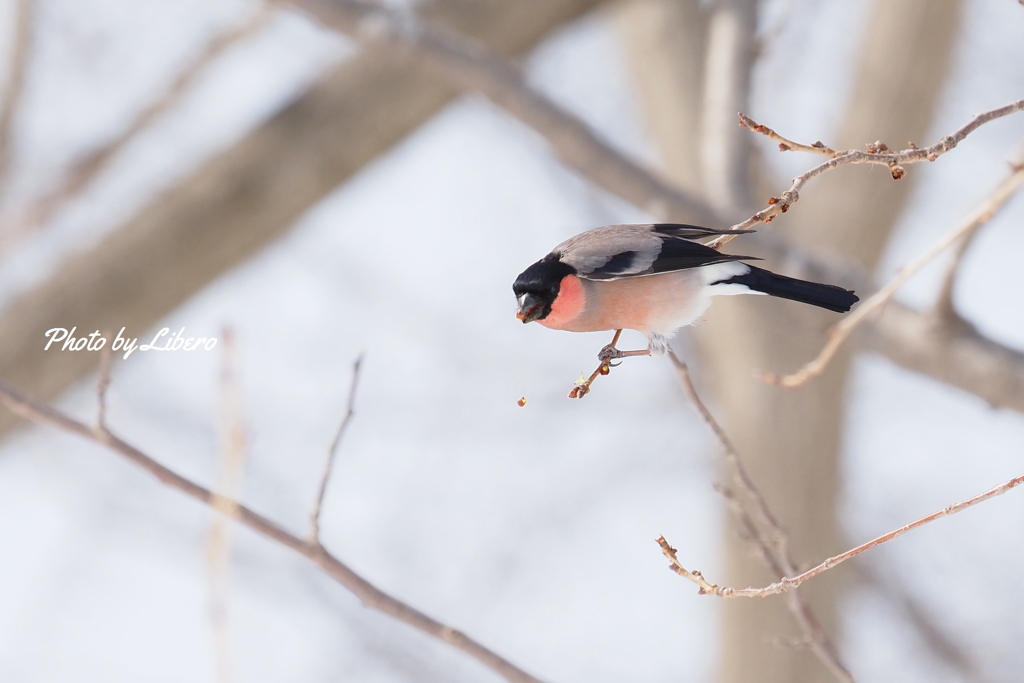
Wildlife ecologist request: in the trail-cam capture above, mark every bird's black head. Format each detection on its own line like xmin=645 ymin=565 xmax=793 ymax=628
xmin=513 ymin=254 xmax=575 ymax=323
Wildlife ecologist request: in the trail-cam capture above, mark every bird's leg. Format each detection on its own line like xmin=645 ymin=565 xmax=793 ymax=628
xmin=598 ymin=346 xmax=652 ymax=362
xmin=597 ymin=329 xmax=651 ymax=363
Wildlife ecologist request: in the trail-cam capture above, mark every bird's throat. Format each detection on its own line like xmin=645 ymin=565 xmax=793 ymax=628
xmin=540 ymin=275 xmax=587 ymax=330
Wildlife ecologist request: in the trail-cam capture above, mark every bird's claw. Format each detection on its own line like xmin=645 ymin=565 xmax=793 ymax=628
xmin=598 ymin=345 xmax=624 ymax=362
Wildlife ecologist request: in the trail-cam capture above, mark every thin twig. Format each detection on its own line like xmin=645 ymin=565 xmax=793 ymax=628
xmin=767 ymin=160 xmax=1024 ymax=388
xmin=667 ymin=351 xmax=852 ymax=683
xmin=664 ymin=472 xmax=1024 ymax=599
xmin=738 ymin=113 xmax=838 ymax=157
xmin=0 ymin=378 xmax=548 ymax=683
xmin=0 ymin=0 xmax=34 ymax=203
xmin=567 ymin=330 xmax=619 ymax=399
xmin=669 ymin=352 xmax=790 ymax=554
xmin=309 ymin=354 xmax=363 ymax=542
xmin=708 ymin=101 xmax=1024 ymax=251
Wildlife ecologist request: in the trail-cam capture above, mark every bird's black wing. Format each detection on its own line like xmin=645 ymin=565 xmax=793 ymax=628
xmin=557 ymin=223 xmax=758 ymax=281
xmin=578 ymin=236 xmax=758 ymax=281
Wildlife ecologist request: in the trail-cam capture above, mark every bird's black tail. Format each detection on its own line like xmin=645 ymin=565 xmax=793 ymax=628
xmin=715 ymin=265 xmax=858 ymax=313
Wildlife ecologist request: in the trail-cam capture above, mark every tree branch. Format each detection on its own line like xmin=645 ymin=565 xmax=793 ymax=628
xmin=857 ymin=298 xmax=1024 ymax=412
xmin=768 ymin=156 xmax=1024 ymax=387
xmin=667 ymin=352 xmax=852 ymax=683
xmin=0 ymin=378 xmax=548 ymax=683
xmin=309 ymin=354 xmax=363 ymax=542
xmin=706 ymin=100 xmax=1024 ymax=250
xmin=660 ymin=472 xmax=1024 ymax=599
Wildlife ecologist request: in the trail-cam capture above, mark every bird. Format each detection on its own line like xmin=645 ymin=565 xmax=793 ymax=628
xmin=513 ymin=223 xmax=858 ymax=358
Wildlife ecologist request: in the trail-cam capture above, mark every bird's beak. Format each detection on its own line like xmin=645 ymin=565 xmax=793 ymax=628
xmin=516 ymin=293 xmax=543 ymax=323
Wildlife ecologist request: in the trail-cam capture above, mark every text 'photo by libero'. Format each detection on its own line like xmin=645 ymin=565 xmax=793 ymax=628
xmin=43 ymin=327 xmax=218 ymax=359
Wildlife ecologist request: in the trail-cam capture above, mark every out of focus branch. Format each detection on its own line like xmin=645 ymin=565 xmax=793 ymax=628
xmin=769 ymin=157 xmax=1024 ymax=387
xmin=0 ymin=6 xmax=274 ymax=253
xmin=932 ymin=225 xmax=982 ymax=323
xmin=857 ymin=298 xmax=1024 ymax=412
xmin=706 ymin=101 xmax=1024 ymax=250
xmin=309 ymin=354 xmax=362 ymax=542
xmin=0 ymin=378 xmax=548 ymax=683
xmin=281 ymin=0 xmax=725 ymax=225
xmin=660 ymin=471 xmax=1024 ymax=598
xmin=934 ymin=143 xmax=1024 ymax=320
xmin=851 ymin=562 xmax=988 ymax=681
xmin=667 ymin=353 xmax=852 ymax=683
xmin=0 ymin=0 xmax=34 ymax=202
xmin=209 ymin=329 xmax=246 ymax=683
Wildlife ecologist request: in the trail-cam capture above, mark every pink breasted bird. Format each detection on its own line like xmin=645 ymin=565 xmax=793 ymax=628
xmin=513 ymin=224 xmax=858 ymax=356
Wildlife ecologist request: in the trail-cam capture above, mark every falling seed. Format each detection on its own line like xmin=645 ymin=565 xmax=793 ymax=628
xmin=517 ymin=396 xmax=527 ymax=407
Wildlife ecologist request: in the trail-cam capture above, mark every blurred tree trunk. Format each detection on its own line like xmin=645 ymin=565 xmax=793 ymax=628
xmin=617 ymin=0 xmax=963 ymax=680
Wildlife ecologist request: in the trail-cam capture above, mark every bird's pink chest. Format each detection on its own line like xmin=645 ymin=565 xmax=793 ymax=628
xmin=540 ymin=271 xmax=706 ymax=335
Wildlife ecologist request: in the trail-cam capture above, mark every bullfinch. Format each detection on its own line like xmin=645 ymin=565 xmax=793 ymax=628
xmin=513 ymin=223 xmax=858 ymax=357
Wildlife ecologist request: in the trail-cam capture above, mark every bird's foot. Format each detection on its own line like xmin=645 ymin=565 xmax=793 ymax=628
xmin=598 ymin=344 xmax=625 ymax=364
xmin=598 ymin=345 xmax=651 ymax=364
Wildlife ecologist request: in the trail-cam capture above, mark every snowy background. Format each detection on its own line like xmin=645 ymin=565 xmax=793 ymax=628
xmin=0 ymin=1 xmax=1023 ymax=681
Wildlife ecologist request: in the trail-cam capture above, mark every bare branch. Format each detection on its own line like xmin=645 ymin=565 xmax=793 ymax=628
xmin=567 ymin=329 xmax=620 ymax=399
xmin=0 ymin=0 xmax=34 ymax=202
xmin=667 ymin=352 xmax=852 ymax=683
xmin=738 ymin=112 xmax=838 ymax=157
xmin=662 ymin=472 xmax=1024 ymax=599
xmin=657 ymin=535 xmax=721 ymax=593
xmin=309 ymin=354 xmax=363 ymax=541
xmin=767 ymin=158 xmax=1024 ymax=388
xmin=707 ymin=100 xmax=1024 ymax=250
xmin=0 ymin=379 xmax=548 ymax=683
